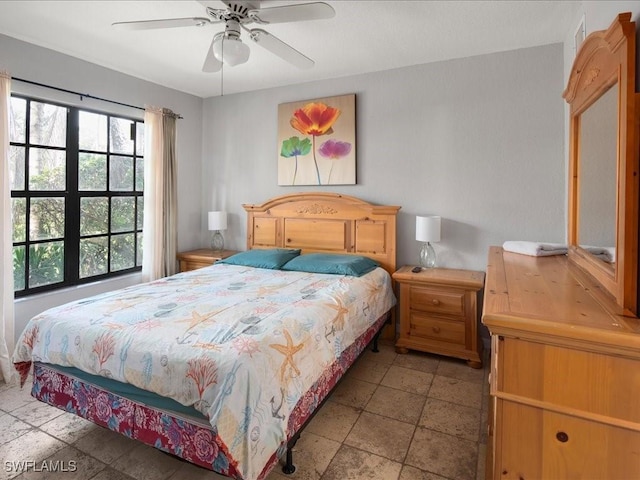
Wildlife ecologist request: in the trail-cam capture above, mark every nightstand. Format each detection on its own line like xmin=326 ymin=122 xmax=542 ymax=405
xmin=176 ymin=248 xmax=238 ymax=272
xmin=392 ymin=265 xmax=485 ymax=368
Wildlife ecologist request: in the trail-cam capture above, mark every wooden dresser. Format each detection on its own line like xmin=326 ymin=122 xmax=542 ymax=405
xmin=393 ymin=266 xmax=485 ymax=368
xmin=482 ymin=246 xmax=640 ymax=480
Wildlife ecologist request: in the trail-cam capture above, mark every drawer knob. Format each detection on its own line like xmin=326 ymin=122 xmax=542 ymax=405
xmin=431 ymin=299 xmax=440 ymax=305
xmin=432 ymin=326 xmax=441 ymax=334
xmin=556 ymin=431 xmax=569 ymax=443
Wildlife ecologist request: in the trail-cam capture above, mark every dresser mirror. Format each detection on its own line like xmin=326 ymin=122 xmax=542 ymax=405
xmin=577 ymin=83 xmax=617 ymax=263
xmin=564 ymin=12 xmax=639 ymax=316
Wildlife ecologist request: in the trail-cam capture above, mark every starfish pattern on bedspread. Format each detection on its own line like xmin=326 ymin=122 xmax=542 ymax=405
xmin=269 ymin=329 xmax=305 ymax=382
xmin=326 ymin=298 xmax=349 ymax=331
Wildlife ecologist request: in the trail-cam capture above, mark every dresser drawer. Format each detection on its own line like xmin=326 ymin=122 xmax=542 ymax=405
xmin=498 ymin=337 xmax=640 ymax=424
xmin=410 ymin=312 xmax=465 ymax=345
xmin=409 ymin=286 xmax=465 ymax=315
xmin=496 ymin=400 xmax=640 ymax=480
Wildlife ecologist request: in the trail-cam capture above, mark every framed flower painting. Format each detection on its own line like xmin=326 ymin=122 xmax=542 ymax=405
xmin=277 ymin=94 xmax=356 ymax=186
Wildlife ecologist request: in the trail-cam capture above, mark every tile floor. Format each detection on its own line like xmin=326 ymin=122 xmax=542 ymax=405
xmin=0 ymin=341 xmax=489 ymax=480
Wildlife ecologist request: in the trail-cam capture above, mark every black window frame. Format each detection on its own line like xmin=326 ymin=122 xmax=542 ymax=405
xmin=10 ymin=94 xmax=144 ymax=298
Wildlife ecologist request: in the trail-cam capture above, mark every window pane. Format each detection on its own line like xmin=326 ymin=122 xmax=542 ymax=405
xmin=30 ymin=102 xmax=66 ymax=147
xmin=135 ymin=158 xmax=144 ymax=191
xmin=136 ymin=232 xmax=143 ymax=267
xmin=13 ymin=245 xmax=25 ymax=291
xmin=12 ymin=198 xmax=26 ymax=242
xmin=79 ymin=111 xmax=108 ymax=151
xmin=111 ymin=233 xmax=135 ymax=271
xmin=110 ymin=118 xmax=134 ymax=154
xmin=30 ymin=197 xmax=65 ymax=241
xmin=110 ymin=156 xmax=133 ymax=191
xmin=111 ymin=197 xmax=135 ymax=233
xmin=9 ymin=146 xmax=25 ymax=190
xmin=79 ymin=153 xmax=107 ymax=191
xmin=29 ymin=148 xmax=66 ymax=191
xmin=80 ymin=237 xmax=108 ymax=278
xmin=29 ymin=241 xmax=64 ymax=288
xmin=136 ymin=196 xmax=144 ymax=230
xmin=10 ymin=97 xmax=26 ymax=143
xmin=136 ymin=121 xmax=144 ymax=156
xmin=80 ymin=197 xmax=108 ymax=235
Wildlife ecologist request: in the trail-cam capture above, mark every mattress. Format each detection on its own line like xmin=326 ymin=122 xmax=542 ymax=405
xmin=43 ymin=364 xmax=208 ymax=420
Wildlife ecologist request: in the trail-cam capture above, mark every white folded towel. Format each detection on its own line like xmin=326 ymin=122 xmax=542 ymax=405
xmin=502 ymin=241 xmax=568 ymax=257
xmin=583 ymin=245 xmax=614 ymax=255
xmin=583 ymin=246 xmax=616 ymax=263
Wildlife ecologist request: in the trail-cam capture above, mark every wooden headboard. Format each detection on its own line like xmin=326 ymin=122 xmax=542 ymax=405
xmin=243 ymin=193 xmax=401 ymax=276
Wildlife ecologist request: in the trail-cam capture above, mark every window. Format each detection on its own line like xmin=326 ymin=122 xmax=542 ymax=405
xmin=9 ymin=95 xmax=144 ymax=297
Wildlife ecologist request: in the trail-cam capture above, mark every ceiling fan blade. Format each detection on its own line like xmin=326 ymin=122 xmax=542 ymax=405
xmin=202 ymin=36 xmax=223 ymax=72
xmin=249 ymin=2 xmax=335 ymax=24
xmin=112 ymin=17 xmax=215 ymax=30
xmin=197 ymin=0 xmax=229 ymax=9
xmin=249 ymin=29 xmax=313 ymax=69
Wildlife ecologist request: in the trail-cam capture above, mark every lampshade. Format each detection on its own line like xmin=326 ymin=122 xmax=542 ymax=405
xmin=416 ymin=215 xmax=441 ymax=243
xmin=208 ymin=211 xmax=227 ymax=231
xmin=212 ymin=34 xmax=250 ymax=67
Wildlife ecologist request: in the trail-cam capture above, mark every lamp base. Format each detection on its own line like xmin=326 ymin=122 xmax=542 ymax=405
xmin=211 ymin=231 xmax=224 ymax=252
xmin=420 ymin=242 xmax=436 ymax=268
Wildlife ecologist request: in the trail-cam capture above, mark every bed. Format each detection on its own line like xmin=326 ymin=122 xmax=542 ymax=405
xmin=12 ymin=192 xmax=401 ymax=480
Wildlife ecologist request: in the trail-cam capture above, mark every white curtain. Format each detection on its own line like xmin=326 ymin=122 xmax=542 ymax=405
xmin=142 ymin=107 xmax=178 ymax=282
xmin=0 ymin=72 xmax=14 ymax=383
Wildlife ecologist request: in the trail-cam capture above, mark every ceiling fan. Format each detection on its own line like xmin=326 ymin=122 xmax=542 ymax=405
xmin=112 ymin=1 xmax=335 ymax=72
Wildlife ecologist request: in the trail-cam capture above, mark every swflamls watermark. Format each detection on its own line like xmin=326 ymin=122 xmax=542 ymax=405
xmin=4 ymin=460 xmax=77 ymax=473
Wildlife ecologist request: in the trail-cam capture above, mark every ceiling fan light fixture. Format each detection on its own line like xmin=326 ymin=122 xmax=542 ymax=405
xmin=212 ymin=33 xmax=250 ymax=67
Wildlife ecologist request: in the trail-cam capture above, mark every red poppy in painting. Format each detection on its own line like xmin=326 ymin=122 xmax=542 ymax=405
xmin=290 ymin=102 xmax=341 ymax=137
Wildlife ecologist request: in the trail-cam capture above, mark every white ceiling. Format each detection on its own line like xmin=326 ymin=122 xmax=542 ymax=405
xmin=0 ymin=1 xmax=580 ymax=98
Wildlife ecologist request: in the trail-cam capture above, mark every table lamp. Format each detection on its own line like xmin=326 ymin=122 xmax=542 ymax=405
xmin=416 ymin=215 xmax=441 ymax=268
xmin=208 ymin=211 xmax=227 ymax=252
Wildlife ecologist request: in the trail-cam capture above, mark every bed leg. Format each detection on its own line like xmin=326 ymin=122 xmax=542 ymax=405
xmin=372 ymin=327 xmax=385 ymax=353
xmin=372 ymin=313 xmax=392 ymax=353
xmin=372 ymin=334 xmax=380 ymax=353
xmin=282 ymin=434 xmax=299 ymax=474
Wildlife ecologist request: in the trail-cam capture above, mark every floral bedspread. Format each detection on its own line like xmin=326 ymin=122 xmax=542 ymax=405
xmin=13 ymin=264 xmax=395 ymax=480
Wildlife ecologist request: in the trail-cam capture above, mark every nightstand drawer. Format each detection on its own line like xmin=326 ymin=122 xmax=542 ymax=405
xmin=410 ymin=313 xmax=465 ymax=345
xmin=410 ymin=286 xmax=465 ymax=315
xmin=176 ymin=249 xmax=238 ymax=273
xmin=181 ymin=260 xmax=213 ymax=272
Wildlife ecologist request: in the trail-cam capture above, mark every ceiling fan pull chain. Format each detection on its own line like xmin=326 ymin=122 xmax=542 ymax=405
xmin=220 ymin=38 xmax=224 ymax=97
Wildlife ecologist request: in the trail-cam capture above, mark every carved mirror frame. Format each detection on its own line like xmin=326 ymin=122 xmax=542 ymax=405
xmin=564 ymin=13 xmax=639 ymax=315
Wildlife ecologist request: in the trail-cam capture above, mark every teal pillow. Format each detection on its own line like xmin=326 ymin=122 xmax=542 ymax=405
xmin=281 ymin=253 xmax=379 ymax=277
xmin=218 ymin=248 xmax=301 ymax=270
